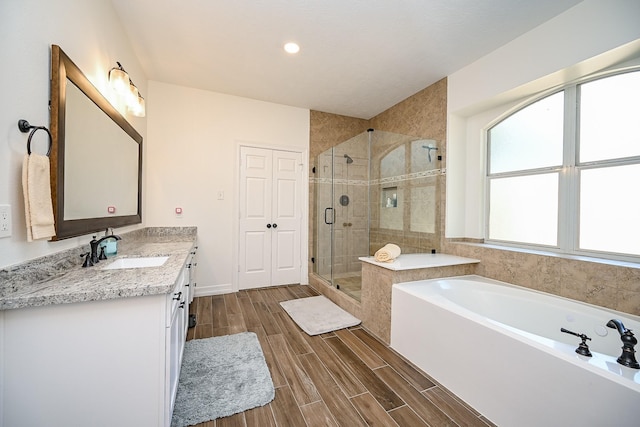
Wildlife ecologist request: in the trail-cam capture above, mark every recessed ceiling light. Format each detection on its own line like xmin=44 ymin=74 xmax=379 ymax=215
xmin=284 ymin=42 xmax=300 ymax=54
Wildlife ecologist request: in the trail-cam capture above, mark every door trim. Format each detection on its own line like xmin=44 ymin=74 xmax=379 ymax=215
xmin=233 ymin=140 xmax=309 ymax=292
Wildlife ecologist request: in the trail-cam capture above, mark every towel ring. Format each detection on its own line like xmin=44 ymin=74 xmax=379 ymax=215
xmin=18 ymin=119 xmax=52 ymax=156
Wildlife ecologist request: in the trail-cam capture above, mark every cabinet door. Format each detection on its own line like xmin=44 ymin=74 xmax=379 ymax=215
xmin=167 ymin=273 xmax=187 ymax=425
xmin=168 ymin=301 xmax=182 ymax=417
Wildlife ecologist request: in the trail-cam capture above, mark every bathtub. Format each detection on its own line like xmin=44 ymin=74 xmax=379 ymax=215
xmin=390 ymin=275 xmax=640 ymax=427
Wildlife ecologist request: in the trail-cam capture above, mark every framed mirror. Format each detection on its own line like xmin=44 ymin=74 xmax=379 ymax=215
xmin=49 ymin=45 xmax=142 ymax=239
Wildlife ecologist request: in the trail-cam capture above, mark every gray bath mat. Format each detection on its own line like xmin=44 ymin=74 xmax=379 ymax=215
xmin=280 ymin=295 xmax=361 ymax=336
xmin=171 ymin=332 xmax=274 ymax=427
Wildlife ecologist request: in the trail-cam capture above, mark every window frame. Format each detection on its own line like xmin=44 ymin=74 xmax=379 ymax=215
xmin=485 ymin=68 xmax=640 ymax=263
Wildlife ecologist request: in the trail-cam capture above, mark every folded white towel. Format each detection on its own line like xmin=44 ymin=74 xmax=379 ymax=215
xmin=22 ymin=154 xmax=56 ymax=241
xmin=374 ymin=243 xmax=401 ymax=263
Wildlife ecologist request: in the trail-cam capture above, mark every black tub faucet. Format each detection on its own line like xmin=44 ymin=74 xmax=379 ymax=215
xmin=606 ymin=319 xmax=640 ymax=369
xmin=560 ymin=328 xmax=592 ymax=357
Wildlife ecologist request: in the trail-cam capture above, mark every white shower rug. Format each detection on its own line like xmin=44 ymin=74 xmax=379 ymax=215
xmin=280 ymin=295 xmax=361 ymax=336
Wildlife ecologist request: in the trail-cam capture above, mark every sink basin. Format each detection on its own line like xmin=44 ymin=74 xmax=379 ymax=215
xmin=102 ymin=256 xmax=170 ymax=270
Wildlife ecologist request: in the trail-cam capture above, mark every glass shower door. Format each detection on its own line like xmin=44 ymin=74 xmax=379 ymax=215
xmin=315 ymin=149 xmax=334 ymax=284
xmin=332 ymin=133 xmax=369 ymax=300
xmin=314 ymin=131 xmax=370 ymax=301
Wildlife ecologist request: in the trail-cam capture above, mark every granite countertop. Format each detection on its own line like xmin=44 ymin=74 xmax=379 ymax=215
xmin=0 ymin=227 xmax=197 ymax=311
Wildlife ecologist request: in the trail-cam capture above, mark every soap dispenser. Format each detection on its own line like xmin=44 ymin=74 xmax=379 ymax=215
xmin=102 ymin=228 xmax=118 ymax=256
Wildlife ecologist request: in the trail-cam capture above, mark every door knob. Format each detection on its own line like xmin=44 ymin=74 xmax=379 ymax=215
xmin=267 ymin=224 xmax=272 ymax=228
xmin=272 ymin=223 xmax=278 ymax=228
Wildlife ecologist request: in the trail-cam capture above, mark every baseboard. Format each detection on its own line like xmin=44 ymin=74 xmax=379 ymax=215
xmin=193 ymin=283 xmax=233 ymax=297
xmin=194 ymin=282 xmax=308 ymax=297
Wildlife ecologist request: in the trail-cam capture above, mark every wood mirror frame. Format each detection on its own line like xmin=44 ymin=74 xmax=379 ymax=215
xmin=49 ymin=44 xmax=143 ymax=239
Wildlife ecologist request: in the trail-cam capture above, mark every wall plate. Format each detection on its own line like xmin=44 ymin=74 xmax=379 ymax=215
xmin=0 ymin=204 xmax=11 ymax=238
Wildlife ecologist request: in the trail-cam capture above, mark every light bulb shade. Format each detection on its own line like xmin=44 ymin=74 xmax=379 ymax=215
xmin=109 ymin=67 xmax=129 ymax=94
xmin=131 ymin=95 xmax=146 ymax=117
xmin=127 ymin=82 xmax=138 ymax=104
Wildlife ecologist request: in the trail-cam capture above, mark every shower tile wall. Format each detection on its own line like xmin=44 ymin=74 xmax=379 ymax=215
xmin=309 ymin=111 xmax=369 ymax=277
xmin=309 ymin=78 xmax=448 ymax=270
xmin=369 ymin=134 xmax=441 ymax=254
xmin=369 ymin=78 xmax=448 ymax=147
xmin=368 ymin=78 xmax=448 ymax=255
xmin=309 ymin=111 xmax=369 ymax=160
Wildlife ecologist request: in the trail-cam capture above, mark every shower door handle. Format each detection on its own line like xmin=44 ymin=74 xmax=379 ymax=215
xmin=324 ymin=207 xmax=334 ymax=225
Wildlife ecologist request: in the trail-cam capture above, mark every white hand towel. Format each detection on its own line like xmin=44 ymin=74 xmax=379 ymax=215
xmin=22 ymin=154 xmax=56 ymax=241
xmin=374 ymin=243 xmax=401 ymax=263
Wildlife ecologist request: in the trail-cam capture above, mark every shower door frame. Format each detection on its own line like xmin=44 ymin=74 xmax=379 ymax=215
xmin=315 ymin=148 xmax=336 ymax=286
xmin=314 ymin=131 xmax=371 ymax=293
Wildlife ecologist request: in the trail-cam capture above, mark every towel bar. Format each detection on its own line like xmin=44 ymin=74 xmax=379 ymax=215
xmin=18 ymin=119 xmax=52 ymax=157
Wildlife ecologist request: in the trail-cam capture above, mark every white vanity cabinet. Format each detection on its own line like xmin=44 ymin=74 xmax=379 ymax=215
xmin=1 ymin=245 xmax=197 ymax=427
xmin=166 ymin=245 xmax=198 ymax=421
xmin=167 ymin=266 xmax=187 ymax=423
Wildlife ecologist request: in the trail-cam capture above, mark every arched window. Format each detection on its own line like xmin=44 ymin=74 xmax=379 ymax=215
xmin=486 ymin=70 xmax=640 ymax=260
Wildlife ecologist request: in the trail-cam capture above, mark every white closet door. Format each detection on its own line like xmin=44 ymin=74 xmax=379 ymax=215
xmin=239 ymin=146 xmax=302 ymax=289
xmin=271 ymin=150 xmax=302 ymax=285
xmin=239 ymin=147 xmax=273 ymax=289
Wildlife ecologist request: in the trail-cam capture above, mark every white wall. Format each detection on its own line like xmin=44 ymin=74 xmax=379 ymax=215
xmin=145 ymin=81 xmax=310 ymax=293
xmin=0 ymin=0 xmax=147 ymax=268
xmin=0 ymin=1 xmax=147 ymax=424
xmin=446 ymin=0 xmax=640 ymax=238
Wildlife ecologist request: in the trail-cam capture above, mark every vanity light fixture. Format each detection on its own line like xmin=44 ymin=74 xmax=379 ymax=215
xmin=108 ymin=61 xmax=146 ymax=117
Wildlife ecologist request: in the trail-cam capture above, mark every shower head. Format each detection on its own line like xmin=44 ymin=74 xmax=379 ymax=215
xmin=421 ymin=145 xmax=438 ymax=162
xmin=344 ymin=154 xmax=353 ymax=164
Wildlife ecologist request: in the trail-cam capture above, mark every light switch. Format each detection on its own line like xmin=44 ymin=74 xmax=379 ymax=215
xmin=217 ymin=191 xmax=224 ymax=200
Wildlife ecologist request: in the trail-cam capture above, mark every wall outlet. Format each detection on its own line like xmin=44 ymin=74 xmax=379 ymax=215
xmin=0 ymin=204 xmax=11 ymax=238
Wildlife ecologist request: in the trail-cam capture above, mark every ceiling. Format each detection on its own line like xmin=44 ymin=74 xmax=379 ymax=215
xmin=110 ymin=0 xmax=582 ymax=119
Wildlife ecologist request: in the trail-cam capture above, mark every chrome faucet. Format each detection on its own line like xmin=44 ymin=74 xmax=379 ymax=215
xmin=606 ymin=319 xmax=640 ymax=369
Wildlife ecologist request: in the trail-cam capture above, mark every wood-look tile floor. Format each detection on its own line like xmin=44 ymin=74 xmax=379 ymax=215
xmin=186 ymin=285 xmax=497 ymax=427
